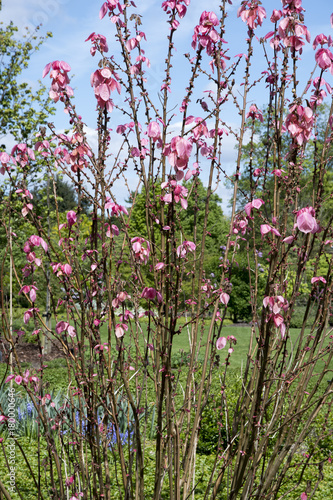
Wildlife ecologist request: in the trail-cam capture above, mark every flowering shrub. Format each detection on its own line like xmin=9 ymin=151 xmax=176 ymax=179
xmin=0 ymin=0 xmax=333 ymax=499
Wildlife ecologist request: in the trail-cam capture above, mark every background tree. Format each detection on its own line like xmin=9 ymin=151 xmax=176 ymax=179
xmin=0 ymin=22 xmax=54 ymax=145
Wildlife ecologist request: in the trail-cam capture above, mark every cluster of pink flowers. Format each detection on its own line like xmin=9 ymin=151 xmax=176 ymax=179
xmin=16 ymin=188 xmax=34 ymax=217
xmin=192 ymin=11 xmax=220 ymax=56
xmin=85 ymin=32 xmax=109 ymax=56
xmin=246 ymin=104 xmax=263 ymax=122
xmin=244 ymin=198 xmax=264 ymax=217
xmin=115 ymin=309 xmax=135 ymax=339
xmin=131 ymin=237 xmax=151 ymax=264
xmin=285 ymin=105 xmax=314 ymax=146
xmin=112 ymin=291 xmax=131 ymax=309
xmin=11 ymin=143 xmax=35 ymax=167
xmin=5 ymin=370 xmax=39 ymax=386
xmin=278 ymin=16 xmax=310 ymax=53
xmin=164 ymin=136 xmax=192 ymax=179
xmin=63 ymin=133 xmax=93 ymax=173
xmin=309 ymin=77 xmax=332 ymax=108
xmin=19 ymin=285 xmax=38 ymax=303
xmin=130 ymin=51 xmax=150 ymax=76
xmin=237 ymin=1 xmax=266 ymax=30
xmin=263 ymin=295 xmax=288 ymax=338
xmin=42 ymin=60 xmax=73 ymax=103
xmin=232 ymin=215 xmax=248 ymax=235
xmin=313 ymin=34 xmax=333 ymax=73
xmin=51 ymin=262 xmax=73 ymax=277
xmin=90 ymin=67 xmax=121 ymax=112
xmin=99 ymin=0 xmax=123 ymax=21
xmin=105 ymin=199 xmax=128 ymax=216
xmin=161 ymin=180 xmax=188 ymax=209
xmin=162 ymin=0 xmax=190 ymax=29
xmin=185 ymin=115 xmax=208 ymax=140
xmin=23 ymin=235 xmax=48 ymax=267
xmin=281 ymin=0 xmax=304 ymax=16
xmin=56 ymin=321 xmax=76 ymax=338
xmin=176 ymin=240 xmax=196 ymax=258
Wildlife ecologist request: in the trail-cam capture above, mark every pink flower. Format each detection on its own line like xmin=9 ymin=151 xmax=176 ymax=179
xmin=246 ymin=104 xmax=263 ymax=122
xmin=66 ymin=211 xmax=77 ymax=227
xmin=24 ymin=309 xmax=35 ymax=324
xmin=131 ymin=237 xmax=151 ymax=264
xmin=90 ymin=67 xmax=121 ymax=111
xmin=260 ymin=224 xmax=281 ymax=237
xmin=177 ymin=240 xmax=196 ymax=258
xmin=300 ymin=493 xmax=307 ymax=500
xmin=283 ymin=235 xmax=295 ymax=244
xmin=85 ymin=32 xmax=108 ymax=56
xmin=237 ymin=1 xmax=266 ymax=30
xmin=216 ymin=337 xmax=227 ymax=350
xmin=311 ymin=276 xmax=327 ymax=284
xmin=296 ymin=206 xmax=319 ymax=234
xmin=270 ymin=9 xmax=282 ymax=22
xmin=115 ymin=323 xmax=128 ymax=338
xmin=105 ymin=200 xmax=128 ymax=216
xmin=244 ymin=198 xmax=264 ymax=217
xmin=161 ymin=180 xmax=188 ymax=209
xmin=165 ymin=136 xmax=192 ymax=171
xmin=315 ymin=48 xmax=333 ymax=71
xmin=56 ymin=321 xmax=69 ymax=334
xmin=42 ymin=60 xmax=73 ymax=103
xmin=285 ymin=105 xmax=314 ymax=146
xmin=147 ymin=121 xmax=162 ymax=143
xmin=192 ymin=11 xmax=220 ymax=54
xmin=220 ymin=292 xmax=230 ymax=305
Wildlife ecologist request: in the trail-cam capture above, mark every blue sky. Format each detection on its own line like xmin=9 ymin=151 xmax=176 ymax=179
xmin=2 ymin=0 xmax=333 ymax=210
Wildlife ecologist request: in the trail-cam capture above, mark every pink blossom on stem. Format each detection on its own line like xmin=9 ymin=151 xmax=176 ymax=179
xmin=220 ymin=292 xmax=230 ymax=305
xmin=315 ymin=48 xmax=333 ymax=71
xmin=42 ymin=60 xmax=73 ymax=103
xmin=115 ymin=323 xmax=128 ymax=338
xmin=90 ymin=67 xmax=121 ymax=111
xmin=311 ymin=276 xmax=327 ymax=284
xmin=66 ymin=211 xmax=77 ymax=227
xmin=192 ymin=11 xmax=220 ymax=55
xmin=11 ymin=143 xmax=35 ymax=167
xmin=296 ymin=206 xmax=320 ymax=234
xmin=270 ymin=9 xmax=282 ymax=22
xmin=237 ymin=1 xmax=266 ymax=30
xmin=105 ymin=200 xmax=128 ymax=216
xmin=85 ymin=32 xmax=108 ymax=56
xmin=246 ymin=104 xmax=263 ymax=122
xmin=244 ymin=198 xmax=264 ymax=217
xmin=216 ymin=337 xmax=227 ymax=350
xmin=147 ymin=121 xmax=162 ymax=143
xmin=131 ymin=237 xmax=151 ymax=264
xmin=177 ymin=240 xmax=196 ymax=258
xmin=260 ymin=224 xmax=281 ymax=238
xmin=161 ymin=180 xmax=188 ymax=209
xmin=285 ymin=105 xmax=314 ymax=145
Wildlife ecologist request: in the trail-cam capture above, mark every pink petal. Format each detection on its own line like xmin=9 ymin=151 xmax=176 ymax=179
xmin=216 ymin=337 xmax=227 ymax=350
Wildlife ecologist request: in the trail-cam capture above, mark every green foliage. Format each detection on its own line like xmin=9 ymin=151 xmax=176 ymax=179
xmin=32 ymin=175 xmax=91 ymax=215
xmin=0 ymin=22 xmax=54 ymax=142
